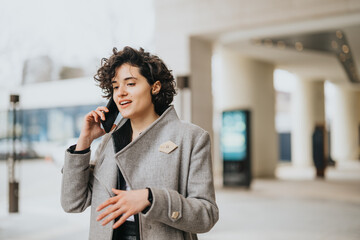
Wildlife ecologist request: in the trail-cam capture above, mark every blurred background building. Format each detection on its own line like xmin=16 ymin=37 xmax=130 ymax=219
xmin=1 ymin=1 xmax=360 ymax=239
xmin=1 ymin=0 xmax=360 ymax=181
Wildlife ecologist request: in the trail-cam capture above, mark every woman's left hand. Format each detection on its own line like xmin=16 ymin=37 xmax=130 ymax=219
xmin=96 ymin=188 xmax=150 ymax=229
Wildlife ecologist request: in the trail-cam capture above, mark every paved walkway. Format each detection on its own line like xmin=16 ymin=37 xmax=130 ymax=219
xmin=0 ymin=160 xmax=359 ymax=240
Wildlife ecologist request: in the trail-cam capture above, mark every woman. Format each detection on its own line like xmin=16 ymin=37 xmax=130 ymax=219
xmin=61 ymin=46 xmax=219 ymax=240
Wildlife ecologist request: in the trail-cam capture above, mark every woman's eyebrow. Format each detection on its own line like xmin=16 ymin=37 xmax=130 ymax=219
xmin=123 ymin=77 xmax=137 ymax=81
xmin=111 ymin=77 xmax=137 ymax=84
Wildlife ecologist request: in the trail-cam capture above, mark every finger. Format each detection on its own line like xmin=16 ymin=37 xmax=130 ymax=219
xmin=97 ymin=106 xmax=109 ymax=112
xmin=97 ymin=203 xmax=120 ymax=221
xmin=112 ymin=212 xmax=132 ymax=229
xmin=93 ymin=110 xmax=105 ymax=122
xmin=96 ymin=203 xmax=115 ymax=221
xmin=95 ymin=110 xmax=106 ymax=121
xmin=112 ymin=188 xmax=123 ymax=195
xmin=96 ymin=198 xmax=115 ymax=212
xmin=91 ymin=111 xmax=100 ymax=123
xmin=102 ymin=208 xmax=125 ymax=226
xmin=96 ymin=196 xmax=118 ymax=212
xmin=85 ymin=111 xmax=95 ymax=122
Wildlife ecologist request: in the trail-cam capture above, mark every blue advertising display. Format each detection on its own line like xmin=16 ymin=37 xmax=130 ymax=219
xmin=221 ymin=110 xmax=248 ymax=161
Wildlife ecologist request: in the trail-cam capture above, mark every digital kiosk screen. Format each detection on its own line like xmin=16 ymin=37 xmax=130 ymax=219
xmin=221 ymin=110 xmax=248 ymax=161
xmin=221 ymin=109 xmax=251 ymax=187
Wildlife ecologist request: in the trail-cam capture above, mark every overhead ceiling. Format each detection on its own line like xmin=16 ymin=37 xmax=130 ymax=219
xmin=223 ymin=25 xmax=360 ymax=85
xmin=209 ymin=15 xmax=360 ymax=87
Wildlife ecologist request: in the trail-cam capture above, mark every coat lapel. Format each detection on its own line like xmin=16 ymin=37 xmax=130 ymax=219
xmin=94 ymin=106 xmax=179 ymax=194
xmin=92 ymin=117 xmax=129 ymax=197
xmin=113 ymin=106 xmax=180 ymax=189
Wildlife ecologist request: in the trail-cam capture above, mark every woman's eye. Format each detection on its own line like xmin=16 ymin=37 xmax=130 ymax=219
xmin=127 ymin=83 xmax=135 ymax=86
xmin=113 ymin=86 xmax=118 ymax=89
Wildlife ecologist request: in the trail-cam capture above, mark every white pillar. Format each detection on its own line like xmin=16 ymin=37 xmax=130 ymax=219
xmin=358 ymin=92 xmax=360 ymax=159
xmin=189 ymin=37 xmax=219 ymax=180
xmin=213 ymin=45 xmax=277 ymax=178
xmin=291 ymin=79 xmax=325 ymax=167
xmin=330 ymin=84 xmax=359 ymax=163
xmin=189 ymin=37 xmax=213 ymax=135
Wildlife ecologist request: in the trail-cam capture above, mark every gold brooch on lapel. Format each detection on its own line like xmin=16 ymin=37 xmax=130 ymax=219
xmin=159 ymin=141 xmax=178 ymax=154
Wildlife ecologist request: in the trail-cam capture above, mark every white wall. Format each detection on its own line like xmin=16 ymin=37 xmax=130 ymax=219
xmin=8 ymin=78 xmax=104 ymax=110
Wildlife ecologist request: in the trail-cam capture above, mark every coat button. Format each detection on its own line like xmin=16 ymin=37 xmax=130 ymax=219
xmin=171 ymin=211 xmax=180 ymax=219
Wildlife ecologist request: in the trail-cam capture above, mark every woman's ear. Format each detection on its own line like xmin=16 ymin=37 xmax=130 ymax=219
xmin=152 ymin=81 xmax=162 ymax=95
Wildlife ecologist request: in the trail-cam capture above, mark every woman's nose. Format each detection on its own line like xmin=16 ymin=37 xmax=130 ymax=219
xmin=115 ymin=85 xmax=127 ymax=97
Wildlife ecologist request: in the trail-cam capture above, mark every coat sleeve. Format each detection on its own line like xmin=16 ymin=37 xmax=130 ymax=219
xmin=60 ymin=135 xmax=109 ymax=213
xmin=60 ymin=148 xmax=94 ymax=213
xmin=142 ymin=131 xmax=219 ymax=233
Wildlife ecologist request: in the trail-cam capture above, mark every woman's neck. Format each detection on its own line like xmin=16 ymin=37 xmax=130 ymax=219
xmin=130 ymin=111 xmax=159 ymax=140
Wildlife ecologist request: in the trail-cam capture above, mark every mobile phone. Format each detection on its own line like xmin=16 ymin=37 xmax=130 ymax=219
xmin=101 ymin=97 xmax=119 ymax=133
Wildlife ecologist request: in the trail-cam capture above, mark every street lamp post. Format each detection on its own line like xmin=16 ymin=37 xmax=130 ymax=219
xmin=8 ymin=94 xmax=19 ymax=213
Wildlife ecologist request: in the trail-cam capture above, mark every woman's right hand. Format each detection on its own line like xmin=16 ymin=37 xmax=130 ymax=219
xmin=75 ymin=106 xmax=109 ymax=151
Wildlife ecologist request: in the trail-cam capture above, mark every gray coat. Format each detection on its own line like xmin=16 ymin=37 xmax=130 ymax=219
xmin=61 ymin=106 xmax=219 ymax=240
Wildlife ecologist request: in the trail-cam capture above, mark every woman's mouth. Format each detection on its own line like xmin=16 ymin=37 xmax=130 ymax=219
xmin=119 ymin=100 xmax=132 ymax=108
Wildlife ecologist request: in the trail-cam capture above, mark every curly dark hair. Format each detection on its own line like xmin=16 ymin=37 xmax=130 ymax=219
xmin=94 ymin=46 xmax=177 ymax=115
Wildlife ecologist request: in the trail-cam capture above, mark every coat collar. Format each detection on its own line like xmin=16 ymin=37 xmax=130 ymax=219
xmin=111 ymin=105 xmax=180 ymax=190
xmin=112 ymin=105 xmax=179 ymax=156
xmin=93 ymin=105 xmax=179 ymax=194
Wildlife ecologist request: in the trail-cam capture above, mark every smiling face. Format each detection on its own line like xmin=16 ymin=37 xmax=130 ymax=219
xmin=111 ymin=63 xmax=158 ymax=121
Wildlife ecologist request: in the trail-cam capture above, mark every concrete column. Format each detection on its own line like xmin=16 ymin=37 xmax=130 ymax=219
xmin=291 ymin=79 xmax=325 ymax=167
xmin=213 ymin=45 xmax=277 ymax=178
xmin=189 ymin=37 xmax=213 ymax=136
xmin=358 ymin=92 xmax=360 ymax=159
xmin=330 ymin=84 xmax=359 ymax=163
xmin=189 ymin=37 xmax=217 ymax=178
